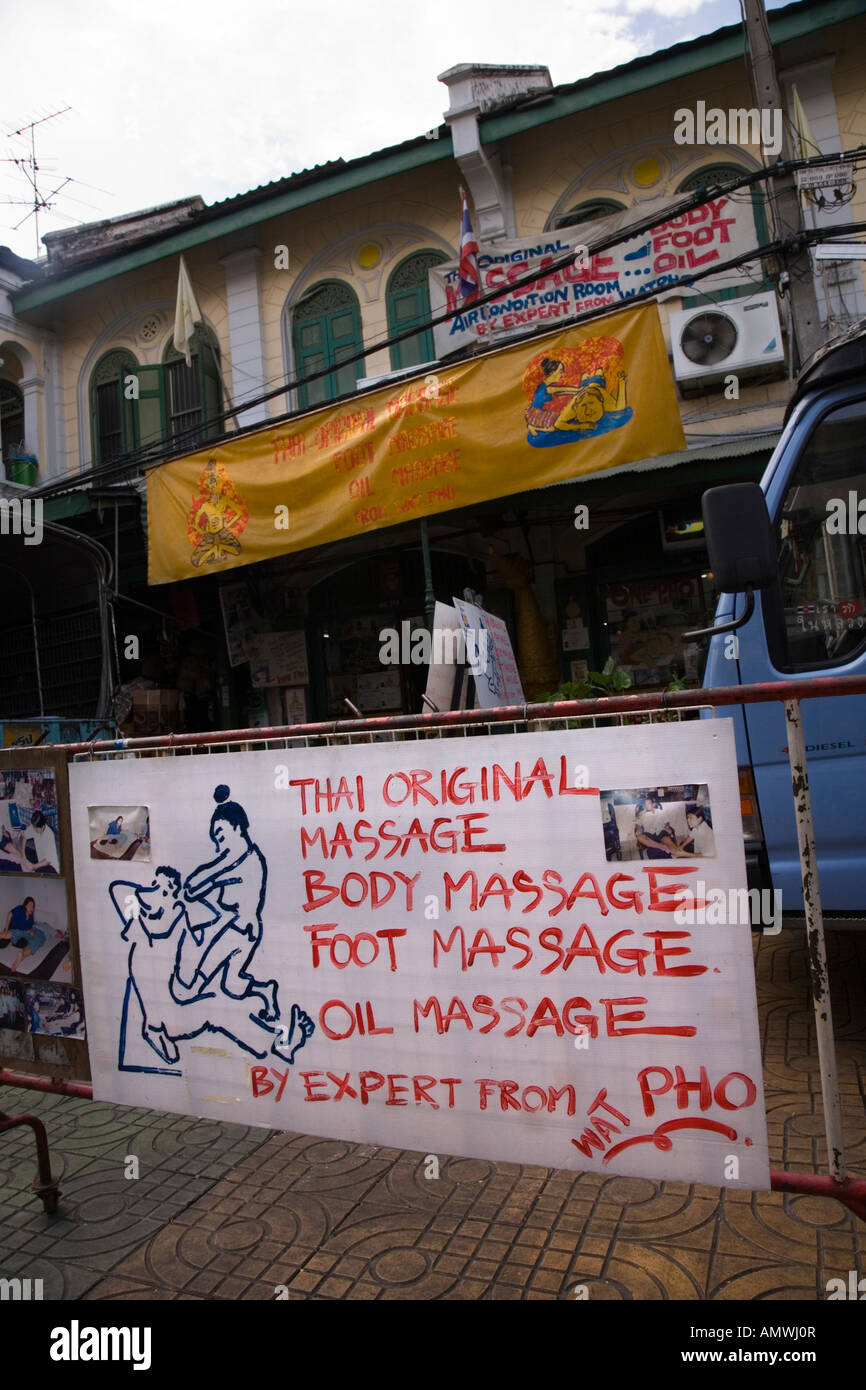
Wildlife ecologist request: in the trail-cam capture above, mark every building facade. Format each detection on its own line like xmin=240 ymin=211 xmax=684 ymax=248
xmin=4 ymin=0 xmax=866 ymax=733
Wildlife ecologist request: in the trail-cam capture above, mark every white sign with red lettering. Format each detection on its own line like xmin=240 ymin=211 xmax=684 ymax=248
xmin=69 ymin=718 xmax=770 ymax=1188
xmin=430 ymin=193 xmax=760 ymax=355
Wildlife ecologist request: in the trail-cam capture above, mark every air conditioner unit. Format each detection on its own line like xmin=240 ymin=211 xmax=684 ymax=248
xmin=669 ymin=292 xmax=785 ymax=387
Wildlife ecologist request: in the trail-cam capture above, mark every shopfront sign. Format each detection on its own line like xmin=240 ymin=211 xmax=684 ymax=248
xmin=146 ymin=303 xmax=685 ymax=585
xmin=429 ymin=192 xmax=760 ymax=354
xmin=68 ymin=720 xmax=770 ymax=1188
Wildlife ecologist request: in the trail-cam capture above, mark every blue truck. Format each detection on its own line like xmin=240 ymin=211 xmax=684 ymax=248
xmin=699 ymin=320 xmax=866 ymax=922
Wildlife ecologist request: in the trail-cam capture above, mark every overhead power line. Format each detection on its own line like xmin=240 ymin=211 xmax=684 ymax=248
xmin=29 ymin=146 xmax=866 ymax=503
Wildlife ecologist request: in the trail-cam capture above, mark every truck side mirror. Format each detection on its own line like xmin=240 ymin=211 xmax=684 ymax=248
xmin=702 ymin=482 xmax=778 ymax=592
xmin=683 ymin=483 xmax=781 ymax=644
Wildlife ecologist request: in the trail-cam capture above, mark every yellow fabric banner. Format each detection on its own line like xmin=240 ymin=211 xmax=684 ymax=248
xmin=146 ymin=302 xmax=685 ymax=585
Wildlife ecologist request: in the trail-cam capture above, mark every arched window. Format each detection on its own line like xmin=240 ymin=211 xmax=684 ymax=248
xmin=89 ymin=329 xmax=223 ymax=465
xmin=293 ymin=281 xmax=364 ymax=409
xmin=554 ymin=198 xmax=626 ymax=231
xmin=676 ymin=164 xmax=770 ymax=303
xmin=0 ymin=379 xmax=25 ymax=467
xmin=90 ymin=349 xmax=139 ymax=464
xmin=386 ymin=251 xmax=447 ymax=370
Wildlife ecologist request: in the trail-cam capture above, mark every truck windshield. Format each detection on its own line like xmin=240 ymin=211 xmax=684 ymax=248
xmin=775 ymin=397 xmax=866 ymax=669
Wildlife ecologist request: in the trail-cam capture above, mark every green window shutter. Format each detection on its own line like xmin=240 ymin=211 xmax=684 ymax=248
xmin=386 ymin=251 xmax=447 ymax=370
xmin=135 ymin=364 xmax=165 ymax=448
xmin=90 ymin=349 xmax=139 ymax=464
xmin=293 ymin=281 xmax=364 ymax=408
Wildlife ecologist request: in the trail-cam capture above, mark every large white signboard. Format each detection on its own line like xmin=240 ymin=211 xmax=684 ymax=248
xmin=69 ymin=721 xmax=770 ymax=1188
xmin=430 ymin=192 xmax=760 ymax=356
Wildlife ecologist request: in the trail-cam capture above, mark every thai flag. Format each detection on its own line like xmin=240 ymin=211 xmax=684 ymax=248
xmin=458 ymin=188 xmax=480 ymax=304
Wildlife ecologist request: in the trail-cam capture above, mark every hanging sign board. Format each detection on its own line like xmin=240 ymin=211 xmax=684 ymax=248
xmin=146 ymin=304 xmax=685 ymax=585
xmin=69 ymin=719 xmax=769 ymax=1188
xmin=429 ymin=192 xmax=761 ymax=355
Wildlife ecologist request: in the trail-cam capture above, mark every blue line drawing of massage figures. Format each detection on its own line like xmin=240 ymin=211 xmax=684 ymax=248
xmin=459 ymin=608 xmax=504 ymax=703
xmin=109 ymin=784 xmax=314 ymax=1073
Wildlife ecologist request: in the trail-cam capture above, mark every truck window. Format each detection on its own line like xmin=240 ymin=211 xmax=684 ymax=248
xmin=773 ymin=397 xmax=866 ymax=670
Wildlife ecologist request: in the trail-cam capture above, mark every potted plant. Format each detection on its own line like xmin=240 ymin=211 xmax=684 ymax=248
xmin=538 ymin=660 xmax=690 ymax=728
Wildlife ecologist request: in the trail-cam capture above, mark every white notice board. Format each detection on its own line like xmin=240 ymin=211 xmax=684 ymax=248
xmin=68 ymin=719 xmax=769 ymax=1189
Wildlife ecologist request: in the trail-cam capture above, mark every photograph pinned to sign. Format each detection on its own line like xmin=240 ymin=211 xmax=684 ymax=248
xmin=601 ymin=784 xmax=715 ymax=862
xmin=0 ymin=767 xmax=60 ymax=875
xmin=88 ymin=806 xmax=151 ymax=862
xmin=23 ymin=982 xmax=85 ymax=1038
xmin=0 ymin=876 xmax=70 ymax=980
xmin=356 ymin=670 xmax=402 ymax=712
xmin=0 ymin=976 xmax=27 ymax=1030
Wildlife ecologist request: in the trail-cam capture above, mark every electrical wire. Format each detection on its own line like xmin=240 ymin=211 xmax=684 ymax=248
xmin=29 ymin=149 xmax=866 ymax=504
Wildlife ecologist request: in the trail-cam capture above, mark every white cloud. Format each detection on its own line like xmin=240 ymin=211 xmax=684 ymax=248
xmin=623 ymin=0 xmax=707 ymax=14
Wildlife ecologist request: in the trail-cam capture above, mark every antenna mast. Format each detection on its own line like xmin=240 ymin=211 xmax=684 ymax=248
xmin=1 ymin=106 xmax=73 ymax=256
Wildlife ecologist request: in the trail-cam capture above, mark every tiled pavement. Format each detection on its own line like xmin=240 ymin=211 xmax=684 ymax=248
xmin=1 ymin=929 xmax=864 ymax=1301
xmin=0 ymin=1091 xmax=269 ymax=1300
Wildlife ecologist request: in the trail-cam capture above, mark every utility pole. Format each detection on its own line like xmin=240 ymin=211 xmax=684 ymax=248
xmin=741 ymin=0 xmax=823 ymax=366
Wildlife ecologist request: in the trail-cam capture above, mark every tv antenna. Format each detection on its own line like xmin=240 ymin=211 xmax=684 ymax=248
xmin=0 ymin=106 xmax=80 ymax=256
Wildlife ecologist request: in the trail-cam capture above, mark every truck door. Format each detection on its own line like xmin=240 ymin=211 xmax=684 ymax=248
xmin=737 ymin=391 xmax=866 ymax=911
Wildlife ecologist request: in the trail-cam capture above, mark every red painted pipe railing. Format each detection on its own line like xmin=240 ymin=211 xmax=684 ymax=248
xmin=770 ymin=1171 xmax=866 ymax=1222
xmin=0 ymin=1068 xmax=92 ymax=1099
xmin=54 ymin=674 xmax=866 ymax=755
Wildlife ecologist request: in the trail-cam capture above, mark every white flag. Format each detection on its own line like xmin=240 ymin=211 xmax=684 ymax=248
xmin=173 ymin=254 xmax=201 ymax=367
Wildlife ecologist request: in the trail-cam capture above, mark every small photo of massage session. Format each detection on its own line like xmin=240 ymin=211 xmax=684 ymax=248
xmin=0 ymin=876 xmax=71 ymax=980
xmin=600 ymin=784 xmax=715 ymax=864
xmin=87 ymin=805 xmax=151 ymax=863
xmin=0 ymin=768 xmax=61 ymax=876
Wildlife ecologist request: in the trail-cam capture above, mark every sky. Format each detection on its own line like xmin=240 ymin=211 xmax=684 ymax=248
xmin=0 ymin=0 xmax=793 ymax=261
